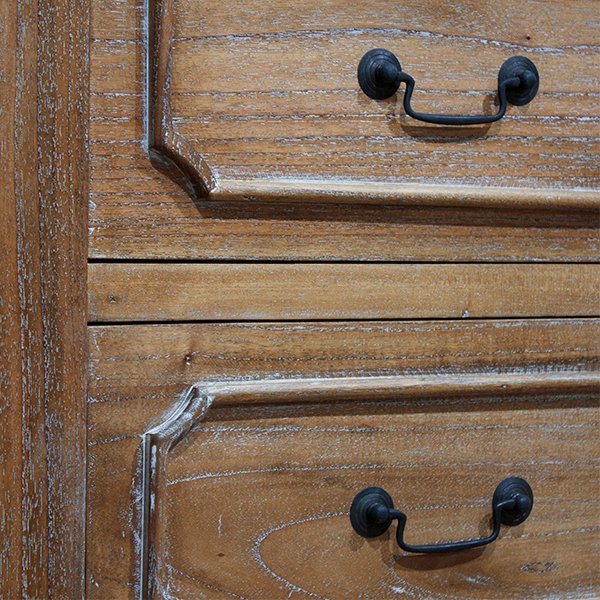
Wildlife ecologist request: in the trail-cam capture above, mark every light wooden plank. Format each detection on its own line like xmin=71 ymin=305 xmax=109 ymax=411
xmin=88 ymin=263 xmax=600 ymax=322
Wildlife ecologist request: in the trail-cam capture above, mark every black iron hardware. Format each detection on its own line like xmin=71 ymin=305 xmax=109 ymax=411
xmin=350 ymin=476 xmax=533 ymax=553
xmin=357 ymin=49 xmax=539 ymax=126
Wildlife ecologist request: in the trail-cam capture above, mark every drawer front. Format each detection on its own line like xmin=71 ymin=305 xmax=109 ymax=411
xmin=147 ymin=381 xmax=598 ymax=599
xmin=87 ymin=319 xmax=600 ymax=598
xmin=159 ymin=0 xmax=598 ymax=200
xmin=90 ymin=0 xmax=600 ymax=261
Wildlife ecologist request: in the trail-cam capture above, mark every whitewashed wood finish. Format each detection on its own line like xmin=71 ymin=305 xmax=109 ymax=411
xmin=0 ymin=0 xmax=89 ymax=596
xmin=87 ymin=262 xmax=600 ymax=322
xmin=87 ymin=1 xmax=600 ymax=598
xmin=90 ymin=0 xmax=600 ymax=260
xmin=88 ymin=319 xmax=600 ymax=425
xmin=86 ymin=319 xmax=600 ymax=597
xmin=87 ymin=180 xmax=600 ymax=260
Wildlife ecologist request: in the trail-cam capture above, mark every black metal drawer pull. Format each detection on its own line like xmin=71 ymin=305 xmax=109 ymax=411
xmin=350 ymin=476 xmax=533 ymax=553
xmin=357 ymin=49 xmax=539 ymax=126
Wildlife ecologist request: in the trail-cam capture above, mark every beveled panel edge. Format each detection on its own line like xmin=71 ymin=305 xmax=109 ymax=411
xmin=216 ymin=180 xmax=600 ymax=210
xmin=146 ymin=0 xmax=599 ymax=210
xmin=138 ymin=371 xmax=600 ymax=598
xmin=147 ymin=0 xmax=215 ymax=199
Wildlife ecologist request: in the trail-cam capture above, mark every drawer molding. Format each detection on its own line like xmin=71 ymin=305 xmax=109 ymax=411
xmin=148 ymin=0 xmax=216 ymax=199
xmin=138 ymin=370 xmax=599 ymax=598
xmin=145 ymin=0 xmax=600 ymax=209
xmin=145 ymin=0 xmax=600 ymax=210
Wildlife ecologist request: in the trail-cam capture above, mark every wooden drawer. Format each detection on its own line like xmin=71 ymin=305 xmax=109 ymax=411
xmin=143 ymin=378 xmax=599 ymax=599
xmin=86 ymin=319 xmax=600 ymax=598
xmin=158 ymin=0 xmax=597 ymax=201
xmin=89 ymin=0 xmax=600 ymax=260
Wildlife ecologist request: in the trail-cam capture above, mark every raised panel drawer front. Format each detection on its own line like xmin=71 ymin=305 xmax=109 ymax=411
xmin=90 ymin=0 xmax=600 ymax=260
xmin=144 ymin=0 xmax=599 ymax=207
xmin=86 ymin=320 xmax=600 ymax=598
xmin=144 ymin=378 xmax=599 ymax=599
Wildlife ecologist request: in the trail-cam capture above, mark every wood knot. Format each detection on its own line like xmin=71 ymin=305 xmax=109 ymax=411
xmin=520 ymin=561 xmax=557 ymax=574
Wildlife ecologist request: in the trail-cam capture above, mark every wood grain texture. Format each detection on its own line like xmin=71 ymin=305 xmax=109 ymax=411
xmin=38 ymin=1 xmax=90 ymax=595
xmin=90 ymin=0 xmax=600 ymax=260
xmin=0 ymin=0 xmax=89 ymax=596
xmin=0 ymin=2 xmax=40 ymax=594
xmin=88 ymin=263 xmax=600 ymax=322
xmin=89 ymin=2 xmax=600 ymax=598
xmin=86 ymin=319 xmax=600 ymax=598
xmin=143 ymin=0 xmax=600 ymax=205
xmin=148 ymin=381 xmax=600 ymax=599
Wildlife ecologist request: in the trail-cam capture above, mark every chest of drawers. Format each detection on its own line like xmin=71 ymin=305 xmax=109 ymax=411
xmin=2 ymin=0 xmax=598 ymax=598
xmin=87 ymin=1 xmax=600 ymax=597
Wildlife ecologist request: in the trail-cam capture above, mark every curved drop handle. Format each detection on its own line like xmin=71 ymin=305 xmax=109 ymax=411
xmin=357 ymin=49 xmax=540 ymax=126
xmin=350 ymin=476 xmax=533 ymax=553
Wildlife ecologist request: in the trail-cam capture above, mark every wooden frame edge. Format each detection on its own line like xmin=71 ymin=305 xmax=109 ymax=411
xmin=1 ymin=0 xmax=89 ymax=596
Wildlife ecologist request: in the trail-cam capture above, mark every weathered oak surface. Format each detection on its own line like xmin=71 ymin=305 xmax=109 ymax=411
xmin=88 ymin=190 xmax=600 ymax=260
xmin=0 ymin=0 xmax=89 ymax=596
xmin=88 ymin=319 xmax=600 ymax=437
xmin=158 ymin=393 xmax=599 ymax=599
xmin=88 ymin=263 xmax=600 ymax=322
